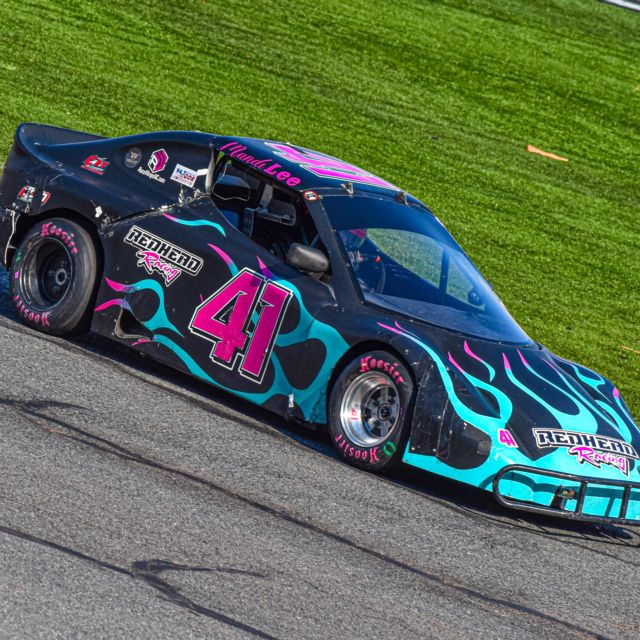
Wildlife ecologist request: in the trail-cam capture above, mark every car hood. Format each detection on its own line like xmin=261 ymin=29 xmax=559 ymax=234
xmin=380 ymin=320 xmax=640 ymax=479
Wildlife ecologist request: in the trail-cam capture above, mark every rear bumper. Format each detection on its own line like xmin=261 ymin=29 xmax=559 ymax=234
xmin=494 ymin=464 xmax=640 ymax=525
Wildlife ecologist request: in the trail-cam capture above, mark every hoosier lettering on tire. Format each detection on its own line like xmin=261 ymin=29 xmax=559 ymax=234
xmin=10 ymin=218 xmax=99 ymax=336
xmin=328 ymin=351 xmax=415 ymax=471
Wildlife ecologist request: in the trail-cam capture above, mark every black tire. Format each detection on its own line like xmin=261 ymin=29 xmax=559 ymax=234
xmin=10 ymin=218 xmax=98 ymax=336
xmin=328 ymin=350 xmax=415 ymax=472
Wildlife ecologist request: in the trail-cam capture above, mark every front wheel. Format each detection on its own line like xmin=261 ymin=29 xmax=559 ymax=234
xmin=10 ymin=218 xmax=98 ymax=336
xmin=328 ymin=351 xmax=414 ymax=471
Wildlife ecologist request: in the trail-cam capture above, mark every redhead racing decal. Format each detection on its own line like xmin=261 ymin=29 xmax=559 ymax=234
xmin=124 ymin=225 xmax=202 ymax=285
xmin=149 ymin=149 xmax=168 ymax=173
xmin=498 ymin=429 xmax=518 ymax=448
xmin=534 ymin=429 xmax=639 ymax=476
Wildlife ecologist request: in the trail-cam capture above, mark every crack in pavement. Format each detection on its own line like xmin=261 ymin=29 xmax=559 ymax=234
xmin=0 ymin=396 xmax=615 ymax=640
xmin=0 ymin=524 xmax=278 ymax=640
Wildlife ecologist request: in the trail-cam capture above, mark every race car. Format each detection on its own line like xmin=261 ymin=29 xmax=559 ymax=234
xmin=1 ymin=123 xmax=638 ymax=525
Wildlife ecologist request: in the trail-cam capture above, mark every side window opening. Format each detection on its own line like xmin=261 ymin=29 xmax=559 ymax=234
xmin=211 ymin=156 xmax=330 ymax=283
xmin=251 ymin=187 xmax=332 ymax=283
xmin=210 ymin=158 xmax=262 ymax=228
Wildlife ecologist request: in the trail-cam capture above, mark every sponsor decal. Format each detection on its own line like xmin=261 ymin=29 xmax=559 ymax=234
xmin=533 ymin=428 xmax=639 ymax=476
xmin=170 ymin=163 xmax=198 ymax=189
xmin=124 ymin=147 xmax=142 ymax=169
xmin=303 ymin=190 xmax=319 ymax=201
xmin=81 ymin=155 xmax=110 ymax=175
xmin=137 ymin=148 xmax=169 ymax=183
xmin=149 ymin=148 xmax=168 ymax=173
xmin=219 ymin=141 xmax=302 ymax=188
xmin=124 ymin=225 xmax=203 ymax=285
xmin=359 ymin=355 xmax=405 ymax=384
xmin=17 ymin=186 xmax=50 ymax=205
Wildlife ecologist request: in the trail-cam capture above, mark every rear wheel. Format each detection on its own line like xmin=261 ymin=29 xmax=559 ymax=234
xmin=328 ymin=350 xmax=414 ymax=471
xmin=10 ymin=218 xmax=98 ymax=336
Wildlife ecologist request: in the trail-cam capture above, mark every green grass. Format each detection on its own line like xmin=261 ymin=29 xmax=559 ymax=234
xmin=0 ymin=0 xmax=638 ymax=411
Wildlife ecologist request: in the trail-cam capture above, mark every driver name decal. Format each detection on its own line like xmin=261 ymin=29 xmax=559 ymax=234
xmin=533 ymin=428 xmax=639 ymax=475
xmin=124 ymin=225 xmax=202 ymax=285
xmin=219 ymin=141 xmax=302 ymax=188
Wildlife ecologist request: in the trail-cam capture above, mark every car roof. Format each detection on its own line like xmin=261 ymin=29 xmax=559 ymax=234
xmin=212 ymin=135 xmax=401 ymax=196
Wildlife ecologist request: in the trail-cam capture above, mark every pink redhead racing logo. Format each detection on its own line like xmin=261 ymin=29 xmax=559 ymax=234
xmin=568 ymin=446 xmax=630 ymax=476
xmin=136 ymin=250 xmax=181 ymax=285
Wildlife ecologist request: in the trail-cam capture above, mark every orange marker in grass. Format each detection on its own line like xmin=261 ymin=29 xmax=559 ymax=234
xmin=527 ymin=144 xmax=569 ymax=162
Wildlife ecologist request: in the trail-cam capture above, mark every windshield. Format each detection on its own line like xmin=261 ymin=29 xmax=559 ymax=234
xmin=324 ymin=193 xmax=531 ymax=344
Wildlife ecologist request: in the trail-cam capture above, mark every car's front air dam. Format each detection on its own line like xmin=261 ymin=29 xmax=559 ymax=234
xmin=493 ymin=465 xmax=640 ymax=524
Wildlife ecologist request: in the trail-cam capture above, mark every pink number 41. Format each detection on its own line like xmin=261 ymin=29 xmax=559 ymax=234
xmin=189 ymin=268 xmax=292 ymax=383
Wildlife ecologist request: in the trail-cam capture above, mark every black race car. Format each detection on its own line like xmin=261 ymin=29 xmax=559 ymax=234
xmin=1 ymin=123 xmax=639 ymax=524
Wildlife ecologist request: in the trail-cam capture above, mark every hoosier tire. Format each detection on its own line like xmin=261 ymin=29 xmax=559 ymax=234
xmin=10 ymin=218 xmax=98 ymax=336
xmin=329 ymin=350 xmax=415 ymax=471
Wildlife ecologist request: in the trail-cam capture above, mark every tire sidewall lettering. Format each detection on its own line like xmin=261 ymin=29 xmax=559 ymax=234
xmin=10 ymin=218 xmax=97 ymax=335
xmin=335 ymin=432 xmax=383 ymax=463
xmin=330 ymin=351 xmax=414 ymax=470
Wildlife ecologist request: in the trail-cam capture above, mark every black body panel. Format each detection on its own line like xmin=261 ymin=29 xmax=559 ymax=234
xmin=1 ymin=123 xmax=638 ymax=524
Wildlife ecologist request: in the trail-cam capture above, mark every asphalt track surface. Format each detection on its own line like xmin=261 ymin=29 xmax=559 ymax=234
xmin=0 ymin=266 xmax=639 ymax=640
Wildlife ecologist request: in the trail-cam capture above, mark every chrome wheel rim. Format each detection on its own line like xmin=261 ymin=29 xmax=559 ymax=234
xmin=340 ymin=371 xmax=400 ymax=447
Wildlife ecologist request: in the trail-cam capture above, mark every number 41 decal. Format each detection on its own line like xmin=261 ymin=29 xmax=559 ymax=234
xmin=189 ymin=268 xmax=292 ymax=384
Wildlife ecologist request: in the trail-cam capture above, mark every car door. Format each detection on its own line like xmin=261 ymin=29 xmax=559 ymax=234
xmin=95 ymin=179 xmax=341 ymax=420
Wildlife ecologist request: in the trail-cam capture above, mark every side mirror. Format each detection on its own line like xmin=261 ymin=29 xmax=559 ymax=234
xmin=212 ymin=174 xmax=251 ymax=201
xmin=286 ymin=243 xmax=329 ymax=274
